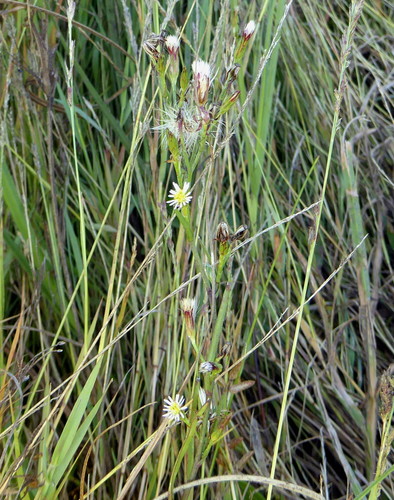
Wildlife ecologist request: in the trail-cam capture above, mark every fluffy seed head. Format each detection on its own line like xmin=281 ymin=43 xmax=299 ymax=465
xmin=154 ymin=105 xmax=202 ymax=150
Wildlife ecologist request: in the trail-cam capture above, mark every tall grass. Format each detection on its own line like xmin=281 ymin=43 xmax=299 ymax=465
xmin=0 ymin=0 xmax=393 ymax=499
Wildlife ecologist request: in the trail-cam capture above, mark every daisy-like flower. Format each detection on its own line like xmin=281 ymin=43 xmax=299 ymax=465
xmin=162 ymin=394 xmax=188 ymax=423
xmin=192 ymin=59 xmax=211 ymax=106
xmin=243 ymin=20 xmax=256 ymax=40
xmin=167 ymin=182 xmax=192 ymax=210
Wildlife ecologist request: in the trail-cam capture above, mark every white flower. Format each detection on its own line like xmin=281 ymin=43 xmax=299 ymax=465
xmin=162 ymin=394 xmax=188 ymax=423
xmin=167 ymin=182 xmax=192 ymax=210
xmin=192 ymin=59 xmax=211 ymax=79
xmin=243 ymin=20 xmax=256 ymax=40
xmin=165 ymin=35 xmax=180 ymax=57
xmin=192 ymin=59 xmax=211 ymax=106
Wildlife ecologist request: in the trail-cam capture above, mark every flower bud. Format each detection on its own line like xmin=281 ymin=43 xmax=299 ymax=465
xmin=180 ymin=67 xmax=189 ymax=93
xmin=180 ymin=298 xmax=196 ymax=333
xmin=216 ymin=222 xmax=232 ymax=283
xmin=234 ymin=21 xmax=256 ymax=62
xmin=192 ymin=59 xmax=211 ymax=106
xmin=215 ymin=90 xmax=240 ymax=118
xmin=243 ymin=20 xmax=256 ymax=41
xmin=165 ymin=35 xmax=180 ymax=58
xmin=165 ymin=35 xmax=180 ymax=86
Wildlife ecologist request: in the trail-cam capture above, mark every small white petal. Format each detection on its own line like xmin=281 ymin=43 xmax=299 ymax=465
xmin=244 ymin=20 xmax=256 ymax=37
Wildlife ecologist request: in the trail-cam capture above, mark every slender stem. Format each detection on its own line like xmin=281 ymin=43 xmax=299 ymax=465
xmin=266 ymin=2 xmax=365 ymax=498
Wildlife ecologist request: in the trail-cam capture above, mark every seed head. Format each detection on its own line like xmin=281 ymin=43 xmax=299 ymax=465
xmin=154 ymin=104 xmax=202 ymax=150
xmin=216 ymin=222 xmax=230 ymax=244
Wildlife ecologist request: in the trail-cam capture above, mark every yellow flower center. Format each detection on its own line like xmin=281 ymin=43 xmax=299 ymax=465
xmin=173 ymin=190 xmax=187 ymax=204
xmin=170 ymin=403 xmax=182 ymax=415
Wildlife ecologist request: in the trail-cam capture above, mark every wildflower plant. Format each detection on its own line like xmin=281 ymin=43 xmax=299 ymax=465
xmin=143 ymin=28 xmax=247 ymax=217
xmin=142 ymin=18 xmax=258 ymax=498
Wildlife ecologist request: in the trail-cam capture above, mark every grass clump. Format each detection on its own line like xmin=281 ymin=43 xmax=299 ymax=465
xmin=0 ymin=0 xmax=393 ymax=499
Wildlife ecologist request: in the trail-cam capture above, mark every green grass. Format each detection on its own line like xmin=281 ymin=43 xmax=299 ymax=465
xmin=0 ymin=0 xmax=393 ymax=499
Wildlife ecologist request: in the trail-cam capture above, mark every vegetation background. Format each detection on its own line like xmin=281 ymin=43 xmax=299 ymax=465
xmin=0 ymin=0 xmax=393 ymax=499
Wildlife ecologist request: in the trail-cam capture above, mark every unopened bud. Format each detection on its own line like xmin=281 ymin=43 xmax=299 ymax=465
xmin=215 ymin=91 xmax=240 ymax=118
xmin=167 ymin=131 xmax=179 ymax=159
xmin=243 ymin=20 xmax=256 ymax=41
xmin=165 ymin=35 xmax=180 ymax=59
xmin=165 ymin=36 xmax=180 ymax=87
xmin=234 ymin=21 xmax=256 ymax=63
xmin=180 ymin=298 xmax=197 ymax=334
xmin=192 ymin=59 xmax=211 ymax=106
xmin=216 ymin=222 xmax=232 ymax=283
